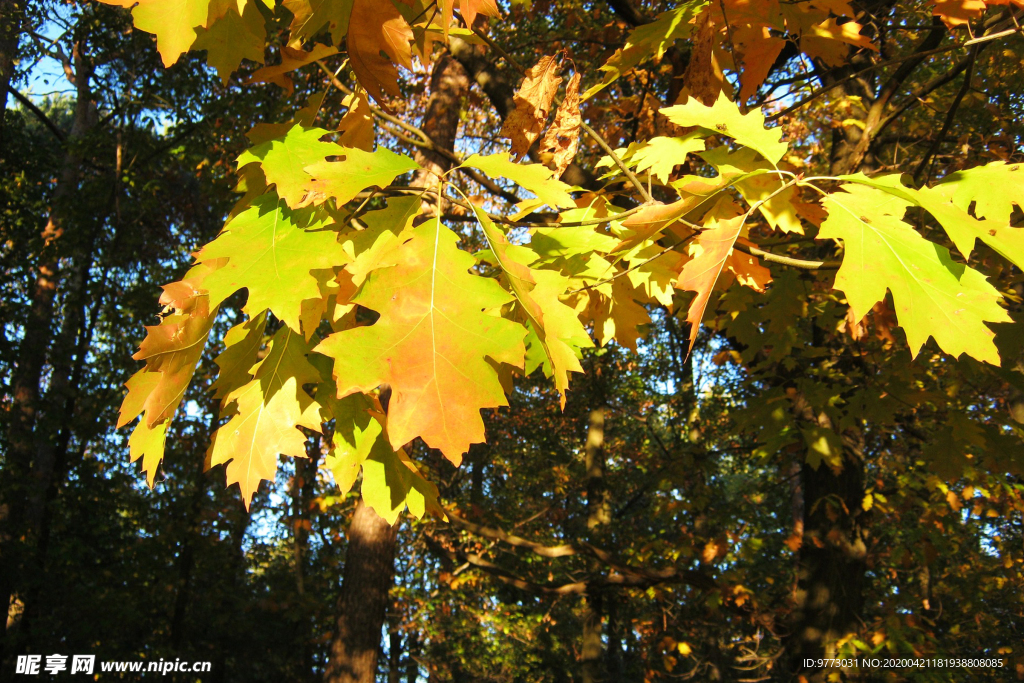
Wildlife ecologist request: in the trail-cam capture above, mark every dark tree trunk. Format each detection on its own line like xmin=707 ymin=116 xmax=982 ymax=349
xmin=790 ymin=448 xmax=867 ymax=678
xmin=0 ymin=42 xmax=93 ymax=674
xmin=581 ymin=407 xmax=608 ymax=683
xmin=294 ymin=435 xmax=320 ymax=679
xmin=0 ymin=0 xmax=24 ymax=152
xmin=324 ymin=501 xmax=398 ymax=683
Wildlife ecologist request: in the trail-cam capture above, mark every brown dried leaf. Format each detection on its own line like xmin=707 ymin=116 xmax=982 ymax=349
xmin=680 ymin=11 xmax=722 ymax=106
xmin=500 ymin=54 xmax=562 ymax=160
xmin=538 ymin=72 xmax=581 ymax=178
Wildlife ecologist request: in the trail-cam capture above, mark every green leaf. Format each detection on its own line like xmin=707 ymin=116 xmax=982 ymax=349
xmin=661 ymin=92 xmax=788 ymax=165
xmin=700 ymin=147 xmax=803 ymax=233
xmin=107 ymin=0 xmax=211 ymax=67
xmin=208 ymin=327 xmax=323 ymax=508
xmin=819 ymin=183 xmax=1010 ymax=364
xmin=473 ymin=206 xmax=593 ymax=406
xmin=361 ymin=437 xmax=446 ymax=525
xmin=628 ymin=135 xmax=705 ymax=184
xmin=340 ymin=195 xmax=421 ymax=284
xmin=210 ymin=312 xmax=268 ymax=399
xmin=237 ymin=124 xmax=341 ymax=207
xmin=459 ymin=152 xmax=576 ymax=214
xmin=192 ymin=1 xmax=266 ymax=83
xmin=304 ymin=146 xmax=420 ymax=206
xmin=583 ymin=1 xmax=707 ymax=100
xmin=195 ymin=196 xmax=349 ymax=334
xmin=841 ymin=170 xmax=1024 ymax=271
xmin=936 ymin=161 xmax=1024 ymax=226
xmin=322 ymin=393 xmax=380 ymax=494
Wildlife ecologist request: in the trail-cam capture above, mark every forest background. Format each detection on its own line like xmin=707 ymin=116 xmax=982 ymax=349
xmin=1 ymin=0 xmax=1024 ymax=681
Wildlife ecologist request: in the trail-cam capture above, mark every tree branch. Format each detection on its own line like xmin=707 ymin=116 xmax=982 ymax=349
xmin=9 ymin=89 xmax=66 ymax=142
xmin=912 ymin=47 xmax=976 ymax=185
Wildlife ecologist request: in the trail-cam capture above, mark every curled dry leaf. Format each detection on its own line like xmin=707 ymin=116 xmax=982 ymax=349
xmin=679 ymin=10 xmax=722 ymax=106
xmin=539 ymin=72 xmax=582 ymax=179
xmin=500 ymin=54 xmax=562 ymax=160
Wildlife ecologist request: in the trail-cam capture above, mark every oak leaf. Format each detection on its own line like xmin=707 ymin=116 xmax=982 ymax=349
xmin=337 ymin=89 xmax=375 ymax=151
xmin=128 ymin=420 xmax=168 ymax=487
xmin=283 ymin=0 xmax=353 ymax=44
xmin=676 ymin=202 xmax=769 ymax=352
xmin=316 ymin=218 xmax=527 ymax=464
xmin=627 ymin=135 xmax=705 ymax=184
xmin=208 ymin=327 xmax=324 ymax=507
xmin=236 ymin=124 xmax=342 ymax=207
xmin=323 ymin=393 xmax=445 ymax=524
xmin=840 ymin=171 xmax=1024 ymax=271
xmin=97 ymin=0 xmax=211 ymax=67
xmin=538 ymin=72 xmax=582 ymax=179
xmin=304 ymin=146 xmax=420 ymax=207
xmin=245 ymin=43 xmax=340 ymax=93
xmin=680 ymin=10 xmax=724 ymax=105
xmin=458 ymin=0 xmax=500 ymax=27
xmin=819 ymin=183 xmax=1010 ymax=364
xmin=929 ymin=0 xmax=988 ymax=27
xmin=936 ymin=161 xmax=1024 ymax=226
xmin=191 ymin=0 xmax=266 ymax=83
xmin=662 ymin=93 xmax=788 ymax=165
xmin=474 ymin=206 xmax=592 ymax=406
xmin=459 ymin=152 xmax=575 ymax=215
xmin=500 ymin=54 xmax=562 ymax=160
xmin=122 ymin=285 xmax=217 ymax=428
xmin=210 ymin=313 xmax=268 ymax=399
xmin=584 ymin=3 xmax=704 ymax=100
xmin=346 ymin=0 xmax=413 ymax=110
xmin=194 ymin=196 xmax=349 ymax=334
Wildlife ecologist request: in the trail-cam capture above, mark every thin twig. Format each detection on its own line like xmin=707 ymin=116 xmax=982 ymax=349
xmin=580 ymin=120 xmax=653 ymax=203
xmin=767 ymin=24 xmax=1023 ymax=122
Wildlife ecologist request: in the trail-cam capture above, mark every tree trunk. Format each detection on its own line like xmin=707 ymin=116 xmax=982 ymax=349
xmin=294 ymin=435 xmax=320 ymax=679
xmin=787 ymin=391 xmax=867 ymax=681
xmin=410 ymin=51 xmax=469 ymax=215
xmin=790 ymin=450 xmax=867 ymax=677
xmin=324 ymin=501 xmax=398 ymax=683
xmin=581 ymin=407 xmax=608 ymax=683
xmin=0 ymin=0 xmax=24 ymax=152
xmin=324 ymin=49 xmax=467 ymax=683
xmin=0 ymin=41 xmax=93 ymax=672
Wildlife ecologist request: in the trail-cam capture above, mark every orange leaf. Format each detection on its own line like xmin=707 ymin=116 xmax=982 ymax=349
xmin=929 ymin=0 xmax=988 ymax=26
xmin=459 ymin=0 xmax=499 ymax=27
xmin=338 ymin=89 xmax=375 ymax=151
xmin=735 ymin=28 xmax=785 ymax=101
xmin=246 ymin=44 xmax=339 ymax=94
xmin=346 ymin=0 xmax=413 ymax=111
xmin=316 ymin=218 xmax=526 ymax=464
xmin=676 ymin=214 xmax=765 ymax=352
xmin=680 ymin=10 xmax=722 ymax=105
